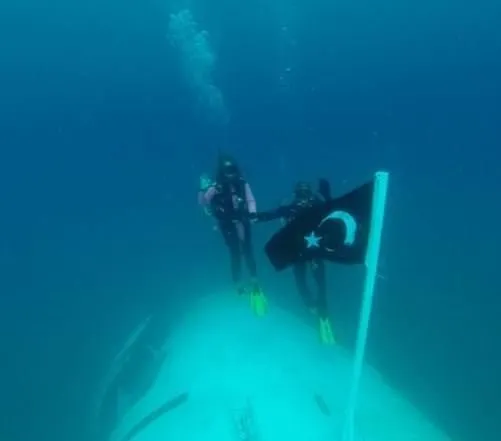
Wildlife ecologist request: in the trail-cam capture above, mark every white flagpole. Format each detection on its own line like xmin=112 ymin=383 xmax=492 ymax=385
xmin=342 ymin=171 xmax=390 ymax=441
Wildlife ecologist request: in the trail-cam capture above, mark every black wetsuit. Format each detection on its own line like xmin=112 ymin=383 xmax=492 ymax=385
xmin=256 ymin=181 xmax=331 ymax=317
xmin=211 ymin=178 xmax=257 ymax=287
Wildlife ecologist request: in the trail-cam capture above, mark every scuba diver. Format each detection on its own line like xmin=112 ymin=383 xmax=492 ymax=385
xmin=252 ymin=179 xmax=335 ymax=343
xmin=198 ymin=155 xmax=267 ymax=316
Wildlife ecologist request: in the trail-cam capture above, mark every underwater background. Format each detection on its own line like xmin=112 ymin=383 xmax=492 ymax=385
xmin=0 ymin=1 xmax=500 ymax=441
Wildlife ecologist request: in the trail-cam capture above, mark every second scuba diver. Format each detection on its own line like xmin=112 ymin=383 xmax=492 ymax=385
xmin=251 ymin=179 xmax=335 ymax=344
xmin=198 ymin=155 xmax=267 ymax=316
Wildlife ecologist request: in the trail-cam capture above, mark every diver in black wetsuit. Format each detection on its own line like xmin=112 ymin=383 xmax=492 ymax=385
xmin=254 ymin=179 xmax=332 ymax=317
xmin=198 ymin=155 xmax=260 ymax=294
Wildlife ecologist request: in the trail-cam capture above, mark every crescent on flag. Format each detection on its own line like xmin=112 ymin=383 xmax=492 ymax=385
xmin=319 ymin=210 xmax=357 ymax=246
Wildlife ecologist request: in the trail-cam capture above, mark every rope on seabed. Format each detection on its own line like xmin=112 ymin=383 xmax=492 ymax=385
xmin=121 ymin=392 xmax=189 ymax=441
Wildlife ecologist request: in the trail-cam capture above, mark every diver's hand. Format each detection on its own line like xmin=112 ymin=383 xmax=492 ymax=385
xmin=248 ymin=212 xmax=258 ymax=223
xmin=318 ymin=178 xmax=332 ymax=201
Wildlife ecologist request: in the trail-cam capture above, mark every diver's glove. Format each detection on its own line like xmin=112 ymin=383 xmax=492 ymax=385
xmin=318 ymin=178 xmax=332 ymax=201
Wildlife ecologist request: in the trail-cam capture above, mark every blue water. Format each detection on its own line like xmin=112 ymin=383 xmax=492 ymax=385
xmin=0 ymin=1 xmax=500 ymax=441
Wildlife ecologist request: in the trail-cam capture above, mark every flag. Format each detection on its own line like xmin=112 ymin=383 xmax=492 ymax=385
xmin=264 ymin=172 xmax=390 ymax=441
xmin=265 ymin=177 xmax=375 ymax=271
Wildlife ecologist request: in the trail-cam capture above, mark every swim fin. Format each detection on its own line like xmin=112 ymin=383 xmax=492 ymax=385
xmin=319 ymin=317 xmax=335 ymax=345
xmin=250 ymin=283 xmax=268 ymax=317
